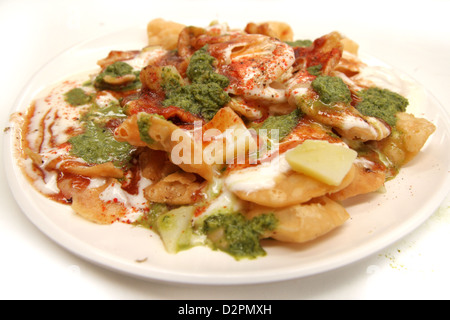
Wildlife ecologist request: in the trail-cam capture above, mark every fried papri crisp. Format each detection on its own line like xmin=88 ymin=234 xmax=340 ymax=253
xmin=244 ymin=196 xmax=349 ymax=243
xmin=147 ymin=18 xmax=185 ymax=50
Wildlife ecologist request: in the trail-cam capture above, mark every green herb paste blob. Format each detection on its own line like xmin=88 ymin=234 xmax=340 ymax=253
xmin=68 ymin=100 xmax=134 ymax=167
xmin=307 ymin=64 xmax=322 ymax=76
xmin=136 ymin=113 xmax=156 ymax=145
xmin=64 ymin=88 xmax=92 ymax=106
xmin=285 ymin=39 xmax=313 ymax=47
xmin=356 ymin=87 xmax=409 ymax=127
xmin=69 ymin=121 xmax=135 ymax=167
xmin=162 ymin=47 xmax=230 ymax=121
xmin=202 ymin=212 xmax=278 ymax=260
xmin=256 ymin=109 xmax=302 ymax=141
xmin=311 ymin=75 xmax=352 ymax=105
xmin=94 ymin=61 xmax=141 ymax=91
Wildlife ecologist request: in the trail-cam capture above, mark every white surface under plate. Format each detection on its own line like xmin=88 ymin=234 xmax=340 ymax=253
xmin=4 ymin=26 xmax=450 ymax=285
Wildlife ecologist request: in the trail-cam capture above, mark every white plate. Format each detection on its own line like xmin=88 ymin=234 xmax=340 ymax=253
xmin=4 ymin=26 xmax=450 ymax=285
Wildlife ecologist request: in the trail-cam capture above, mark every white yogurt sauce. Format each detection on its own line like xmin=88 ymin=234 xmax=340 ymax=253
xmin=99 ymin=177 xmax=153 ymax=222
xmin=224 ymin=153 xmax=291 ymax=193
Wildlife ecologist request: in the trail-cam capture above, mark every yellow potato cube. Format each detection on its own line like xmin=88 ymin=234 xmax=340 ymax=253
xmin=285 ymin=140 xmax=357 ymax=186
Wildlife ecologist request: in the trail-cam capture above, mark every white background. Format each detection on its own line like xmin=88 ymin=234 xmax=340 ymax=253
xmin=0 ymin=0 xmax=449 ymax=299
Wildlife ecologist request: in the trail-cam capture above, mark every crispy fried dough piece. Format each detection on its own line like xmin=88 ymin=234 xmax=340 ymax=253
xmin=147 ymin=18 xmax=185 ymax=50
xmin=231 ymin=165 xmax=356 ymax=208
xmin=371 ymin=112 xmax=436 ymax=167
xmin=114 ymin=114 xmax=148 ymax=147
xmin=56 ymin=161 xmax=124 ymax=179
xmin=244 ymin=21 xmax=294 ymax=41
xmin=97 ymin=50 xmax=140 ymax=69
xmin=329 ymin=159 xmax=386 ymax=201
xmin=177 ymin=25 xmax=207 ymax=57
xmin=335 ymin=37 xmax=364 ymax=77
xmin=58 ymin=178 xmax=125 ymax=224
xmin=144 ymin=171 xmax=206 ymax=205
xmin=396 ymin=113 xmax=436 ymax=164
xmin=291 ymin=31 xmax=343 ymax=75
xmin=244 ymin=196 xmax=349 ymax=243
xmin=340 ymin=37 xmax=359 ymax=55
xmin=145 ymin=115 xmax=214 ymax=181
xmin=116 ymin=108 xmax=255 ymax=181
xmin=115 ymin=113 xmax=214 ymax=180
xmin=331 ymin=113 xmax=435 ymax=201
xmin=138 ymin=148 xmax=178 ymax=182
